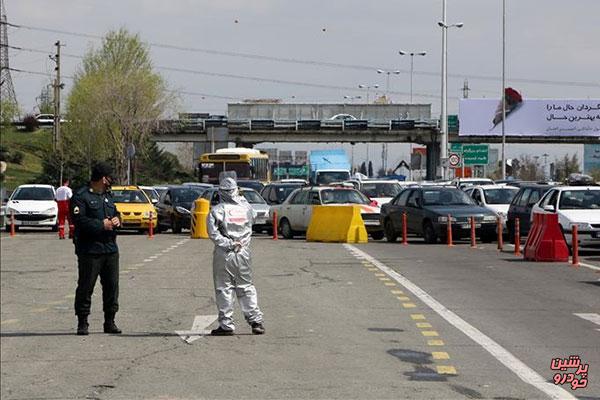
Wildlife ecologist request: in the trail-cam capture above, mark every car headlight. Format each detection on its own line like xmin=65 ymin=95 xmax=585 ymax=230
xmin=483 ymin=215 xmax=497 ymax=222
xmin=43 ymin=207 xmax=56 ymax=214
xmin=175 ymin=206 xmax=190 ymax=215
xmin=143 ymin=211 xmax=151 ymax=218
xmin=570 ymin=222 xmax=590 ymax=230
xmin=438 ymin=216 xmax=457 ymax=223
xmin=6 ymin=207 xmax=19 ymax=215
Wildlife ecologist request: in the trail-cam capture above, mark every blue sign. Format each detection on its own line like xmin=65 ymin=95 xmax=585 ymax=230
xmin=584 ymin=144 xmax=600 ymax=174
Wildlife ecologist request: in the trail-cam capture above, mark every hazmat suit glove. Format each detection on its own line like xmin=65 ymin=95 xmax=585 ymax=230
xmin=233 ymin=242 xmax=242 ymax=253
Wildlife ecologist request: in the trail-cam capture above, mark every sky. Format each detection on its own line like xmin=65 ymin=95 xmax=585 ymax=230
xmin=4 ymin=0 xmax=599 ymax=172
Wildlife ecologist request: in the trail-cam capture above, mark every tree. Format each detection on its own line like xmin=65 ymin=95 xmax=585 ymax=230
xmin=0 ymin=99 xmax=19 ymax=126
xmin=516 ymin=154 xmax=543 ymax=181
xmin=359 ymin=162 xmax=367 ymax=175
xmin=553 ymin=153 xmax=580 ymax=182
xmin=64 ymin=28 xmax=175 ymax=184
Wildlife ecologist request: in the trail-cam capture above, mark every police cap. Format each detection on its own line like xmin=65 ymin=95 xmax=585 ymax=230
xmin=91 ymin=162 xmax=114 ymax=181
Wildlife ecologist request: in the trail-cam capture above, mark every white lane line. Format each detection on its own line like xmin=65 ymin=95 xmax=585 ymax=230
xmin=149 ymin=255 xmax=158 ymax=259
xmin=175 ymin=314 xmax=218 ymax=344
xmin=161 ymin=249 xmax=170 ymax=253
xmin=345 ymin=244 xmax=576 ymax=400
xmin=574 ymin=313 xmax=600 ymax=332
xmin=143 ymin=258 xmax=153 ymax=263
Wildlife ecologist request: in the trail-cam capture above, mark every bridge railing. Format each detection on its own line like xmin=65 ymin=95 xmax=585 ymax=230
xmin=155 ymin=118 xmax=437 ymax=133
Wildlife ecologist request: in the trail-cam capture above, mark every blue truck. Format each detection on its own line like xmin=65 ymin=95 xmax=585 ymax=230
xmin=309 ymin=150 xmax=351 ymax=185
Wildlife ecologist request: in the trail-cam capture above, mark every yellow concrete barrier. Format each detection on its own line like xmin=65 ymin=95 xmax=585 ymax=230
xmin=190 ymin=198 xmax=210 ymax=239
xmin=306 ymin=205 xmax=368 ymax=243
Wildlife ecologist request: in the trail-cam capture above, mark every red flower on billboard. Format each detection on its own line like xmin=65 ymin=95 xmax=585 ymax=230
xmin=492 ymin=87 xmax=523 ymax=128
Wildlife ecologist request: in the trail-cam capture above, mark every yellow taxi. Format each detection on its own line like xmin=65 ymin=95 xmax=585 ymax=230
xmin=111 ymin=186 xmax=157 ymax=232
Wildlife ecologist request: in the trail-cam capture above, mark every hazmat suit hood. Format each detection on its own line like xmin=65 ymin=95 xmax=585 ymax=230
xmin=218 ymin=174 xmax=247 ymax=205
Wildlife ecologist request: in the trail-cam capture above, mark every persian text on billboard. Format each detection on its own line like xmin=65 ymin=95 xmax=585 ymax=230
xmin=459 ymin=99 xmax=600 ymax=137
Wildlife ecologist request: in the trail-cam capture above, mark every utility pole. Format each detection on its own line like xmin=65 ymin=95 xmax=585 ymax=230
xmin=462 ymin=79 xmax=470 ymax=99
xmin=50 ymin=40 xmax=64 ymax=183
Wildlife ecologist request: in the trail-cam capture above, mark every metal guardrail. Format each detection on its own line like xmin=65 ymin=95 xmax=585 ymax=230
xmin=158 ymin=118 xmax=435 ymax=133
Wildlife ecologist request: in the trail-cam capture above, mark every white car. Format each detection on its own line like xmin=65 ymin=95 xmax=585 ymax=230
xmin=271 ymin=186 xmax=383 ymax=240
xmin=354 ymin=180 xmax=403 ymax=206
xmin=452 ymin=177 xmax=495 ymax=191
xmin=465 ymin=185 xmax=519 ymax=227
xmin=532 ymin=186 xmax=600 ymax=240
xmin=3 ymin=184 xmax=58 ymax=231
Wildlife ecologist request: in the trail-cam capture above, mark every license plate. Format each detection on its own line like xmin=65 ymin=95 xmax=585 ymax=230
xmin=461 ymin=223 xmax=481 ymax=229
xmin=364 ymin=220 xmax=380 ymax=226
xmin=255 ymin=218 xmax=267 ymax=225
xmin=20 ymin=220 xmax=39 ymax=225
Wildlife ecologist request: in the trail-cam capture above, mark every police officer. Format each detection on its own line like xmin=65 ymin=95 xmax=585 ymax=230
xmin=207 ymin=172 xmax=265 ymax=336
xmin=71 ymin=162 xmax=122 ymax=336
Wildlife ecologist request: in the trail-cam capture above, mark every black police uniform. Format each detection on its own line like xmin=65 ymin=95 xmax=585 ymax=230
xmin=71 ymin=186 xmax=120 ymax=322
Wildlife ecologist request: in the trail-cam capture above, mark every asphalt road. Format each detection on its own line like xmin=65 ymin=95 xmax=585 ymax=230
xmin=1 ymin=229 xmax=599 ymax=400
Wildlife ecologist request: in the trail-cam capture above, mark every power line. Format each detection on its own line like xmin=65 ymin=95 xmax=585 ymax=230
xmin=6 ymin=44 xmax=445 ymax=99
xmin=3 ymin=20 xmax=599 ymax=89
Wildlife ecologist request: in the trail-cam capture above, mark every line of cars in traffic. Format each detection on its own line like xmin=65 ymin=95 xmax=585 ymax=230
xmin=2 ymin=175 xmax=599 ymax=245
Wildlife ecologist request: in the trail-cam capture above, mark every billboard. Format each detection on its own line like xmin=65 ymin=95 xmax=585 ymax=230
xmin=459 ymin=99 xmax=600 ymax=137
xmin=584 ymin=144 xmax=600 ymax=174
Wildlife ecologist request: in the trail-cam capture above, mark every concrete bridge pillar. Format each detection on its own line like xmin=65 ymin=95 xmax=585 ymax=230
xmin=426 ymin=141 xmax=440 ymax=180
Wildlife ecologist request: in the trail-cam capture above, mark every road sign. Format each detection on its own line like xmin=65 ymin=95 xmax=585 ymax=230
xmin=450 ymin=143 xmax=489 ymax=166
xmin=448 ymin=153 xmax=461 ymax=168
xmin=463 ymin=144 xmax=489 ymax=166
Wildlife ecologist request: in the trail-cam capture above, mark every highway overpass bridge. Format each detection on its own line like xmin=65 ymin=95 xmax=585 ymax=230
xmin=150 ymin=103 xmax=598 ymax=178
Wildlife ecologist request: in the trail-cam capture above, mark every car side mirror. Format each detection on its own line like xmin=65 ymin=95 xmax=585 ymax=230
xmin=151 ymin=199 xmax=158 ymax=204
xmin=543 ymin=204 xmax=555 ymax=212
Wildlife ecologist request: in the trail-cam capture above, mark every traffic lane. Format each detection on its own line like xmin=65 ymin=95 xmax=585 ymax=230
xmin=579 ymin=241 xmax=600 ymax=268
xmin=1 ymin=231 xmax=193 ymax=400
xmin=2 ymin=234 xmax=536 ymax=400
xmin=84 ymin=238 xmax=469 ymax=400
xmin=356 ymin=240 xmax=600 ymax=397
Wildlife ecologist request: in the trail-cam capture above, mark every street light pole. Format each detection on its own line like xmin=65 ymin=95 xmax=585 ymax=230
xmin=501 ymin=0 xmax=507 ymax=180
xmin=438 ymin=4 xmax=463 ymax=180
xmin=399 ymin=51 xmax=427 ymax=104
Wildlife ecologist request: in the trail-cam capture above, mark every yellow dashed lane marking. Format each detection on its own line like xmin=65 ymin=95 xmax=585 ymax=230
xmin=432 ymin=351 xmax=450 ymax=360
xmin=384 ymin=282 xmax=396 ymax=287
xmin=120 ymin=270 xmax=130 ymax=274
xmin=427 ymin=339 xmax=445 ymax=346
xmin=374 ymin=273 xmax=386 ymax=277
xmin=411 ymin=314 xmax=426 ymax=320
xmin=421 ymin=330 xmax=439 ymax=337
xmin=46 ymin=300 xmax=65 ymax=305
xmin=391 ymin=290 xmax=404 ymax=295
xmin=416 ymin=322 xmax=432 ymax=328
xmin=437 ymin=366 xmax=457 ymax=375
xmin=402 ymin=302 xmax=416 ymax=308
xmin=31 ymin=307 xmax=49 ymax=313
xmin=64 ymin=294 xmax=75 ymax=299
xmin=367 ymin=268 xmax=378 ymax=272
xmin=397 ymin=296 xmax=411 ymax=301
xmin=379 ymin=277 xmax=391 ymax=282
xmin=1 ymin=319 xmax=19 ymax=326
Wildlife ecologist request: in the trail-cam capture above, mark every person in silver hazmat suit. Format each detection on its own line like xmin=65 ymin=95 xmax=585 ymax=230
xmin=207 ymin=172 xmax=265 ymax=335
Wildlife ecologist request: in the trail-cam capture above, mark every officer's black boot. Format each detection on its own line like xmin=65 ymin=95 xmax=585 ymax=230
xmin=77 ymin=315 xmax=89 ymax=336
xmin=103 ymin=313 xmax=122 ymax=334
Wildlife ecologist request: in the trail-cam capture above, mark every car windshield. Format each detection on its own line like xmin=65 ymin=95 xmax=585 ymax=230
xmin=361 ymin=182 xmax=401 ymax=198
xmin=241 ymin=190 xmax=266 ymax=204
xmin=12 ymin=187 xmax=54 ymax=201
xmin=483 ymin=188 xmax=519 ymax=205
xmin=172 ymin=188 xmax=203 ymax=203
xmin=275 ymin=185 xmax=302 ymax=203
xmin=142 ymin=189 xmax=159 ymax=202
xmin=559 ymin=190 xmax=600 ymax=210
xmin=238 ymin=181 xmax=264 ymax=192
xmin=317 ymin=171 xmax=350 ymax=185
xmin=112 ymin=189 xmax=149 ymax=204
xmin=423 ymin=189 xmax=474 ymax=206
xmin=321 ymin=189 xmax=370 ymax=205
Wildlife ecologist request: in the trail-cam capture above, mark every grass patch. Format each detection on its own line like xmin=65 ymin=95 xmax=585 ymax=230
xmin=1 ymin=127 xmax=52 ymax=191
